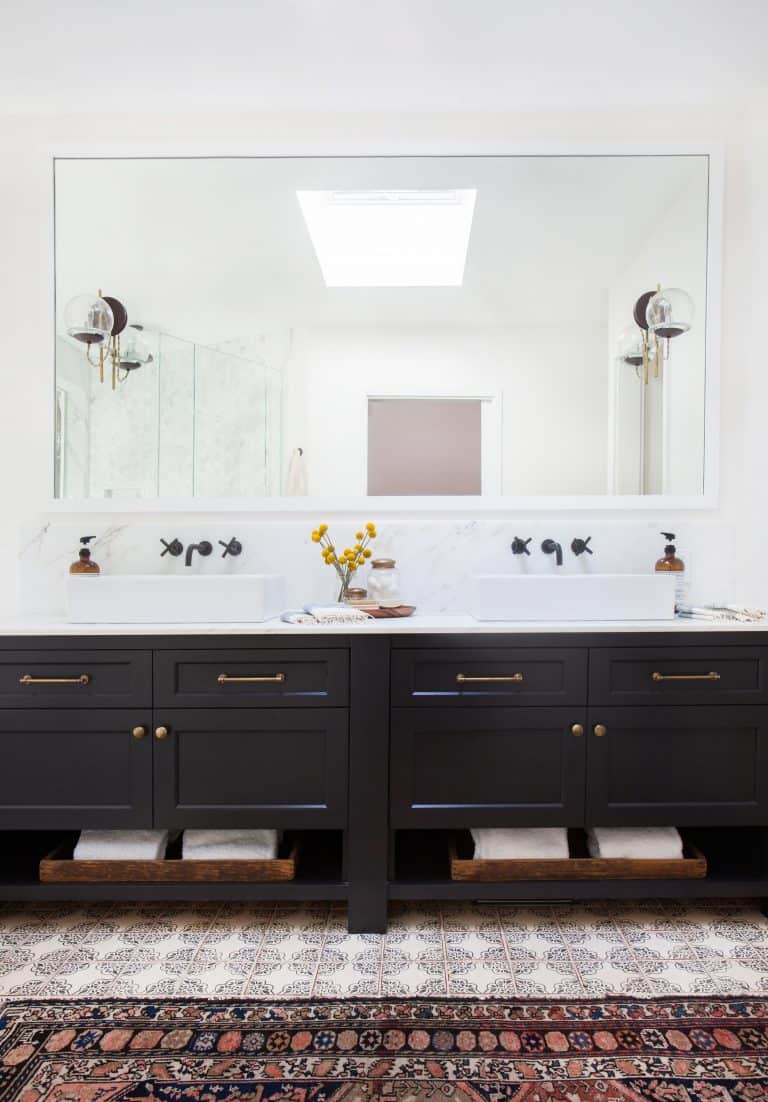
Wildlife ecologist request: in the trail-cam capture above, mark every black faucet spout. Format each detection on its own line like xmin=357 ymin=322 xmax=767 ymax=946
xmin=541 ymin=538 xmax=563 ymax=566
xmin=185 ymin=540 xmax=213 ymax=567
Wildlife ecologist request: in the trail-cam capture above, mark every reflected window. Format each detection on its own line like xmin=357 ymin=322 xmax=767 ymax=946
xmin=367 ymin=398 xmax=482 ymax=495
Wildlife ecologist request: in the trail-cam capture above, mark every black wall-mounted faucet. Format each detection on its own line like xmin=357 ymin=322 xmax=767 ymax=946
xmin=160 ymin=538 xmax=183 ymax=558
xmin=219 ymin=537 xmax=243 ymax=558
xmin=541 ymin=539 xmax=563 ymax=566
xmin=511 ymin=537 xmax=532 ymax=556
xmin=571 ymin=536 xmax=593 ymax=557
xmin=185 ymin=540 xmax=213 ymax=567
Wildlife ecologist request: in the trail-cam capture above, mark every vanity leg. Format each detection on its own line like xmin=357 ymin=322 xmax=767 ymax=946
xmin=347 ymin=637 xmax=390 ymax=934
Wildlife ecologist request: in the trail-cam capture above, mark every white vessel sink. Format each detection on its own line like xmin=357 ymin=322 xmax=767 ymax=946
xmin=66 ymin=574 xmax=286 ymax=624
xmin=469 ymin=573 xmax=676 ymax=622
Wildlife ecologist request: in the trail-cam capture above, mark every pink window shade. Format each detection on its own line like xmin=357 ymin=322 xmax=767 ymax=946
xmin=367 ymin=398 xmax=482 ymax=495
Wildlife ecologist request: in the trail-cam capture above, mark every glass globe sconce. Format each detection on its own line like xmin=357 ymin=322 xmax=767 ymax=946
xmin=64 ymin=290 xmax=128 ymax=389
xmin=117 ymin=324 xmax=153 ymax=382
xmin=629 ymin=283 xmax=693 ymax=383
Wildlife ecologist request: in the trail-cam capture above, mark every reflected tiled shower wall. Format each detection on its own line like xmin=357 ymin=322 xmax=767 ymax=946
xmin=56 ymin=333 xmax=279 ymax=500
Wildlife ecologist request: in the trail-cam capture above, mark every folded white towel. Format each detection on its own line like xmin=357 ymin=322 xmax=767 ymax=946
xmin=281 ymin=604 xmax=372 ymax=626
xmin=586 ymin=826 xmax=683 ymax=860
xmin=74 ymin=830 xmax=169 ymax=861
xmin=470 ymin=827 xmax=569 ymax=861
xmin=182 ymin=829 xmax=279 ymax=861
xmin=676 ymin=604 xmax=767 ymax=623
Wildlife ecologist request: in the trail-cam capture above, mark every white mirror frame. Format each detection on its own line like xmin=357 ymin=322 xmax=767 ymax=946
xmin=49 ymin=139 xmax=723 ymax=515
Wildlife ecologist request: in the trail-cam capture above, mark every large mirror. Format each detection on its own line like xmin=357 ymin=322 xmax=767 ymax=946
xmin=54 ymin=153 xmax=714 ymax=502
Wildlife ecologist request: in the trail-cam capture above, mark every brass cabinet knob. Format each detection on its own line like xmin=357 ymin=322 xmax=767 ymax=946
xmin=594 ymin=724 xmax=608 ymax=737
xmin=571 ymin=723 xmax=584 ymax=737
xmin=132 ymin=726 xmax=147 ymax=740
xmin=154 ymin=726 xmax=169 ymax=740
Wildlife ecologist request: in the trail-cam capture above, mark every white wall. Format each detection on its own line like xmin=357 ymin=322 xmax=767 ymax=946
xmin=0 ymin=105 xmax=766 ymax=614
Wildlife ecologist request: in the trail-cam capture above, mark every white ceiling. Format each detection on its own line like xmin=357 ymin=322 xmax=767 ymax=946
xmin=55 ymin=154 xmax=707 ymax=341
xmin=2 ymin=1 xmax=767 ymax=116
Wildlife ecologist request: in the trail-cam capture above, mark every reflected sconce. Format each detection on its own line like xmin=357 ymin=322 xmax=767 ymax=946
xmin=118 ymin=324 xmax=153 ymax=381
xmin=624 ymin=284 xmax=694 ymax=385
xmin=64 ymin=290 xmax=128 ymax=389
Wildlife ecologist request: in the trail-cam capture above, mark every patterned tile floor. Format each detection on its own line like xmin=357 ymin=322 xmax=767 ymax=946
xmin=1 ymin=898 xmax=767 ymax=1000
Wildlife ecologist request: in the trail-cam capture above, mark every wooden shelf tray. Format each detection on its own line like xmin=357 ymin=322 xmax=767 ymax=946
xmin=40 ymin=837 xmax=299 ymax=883
xmin=449 ymin=832 xmax=707 ymax=881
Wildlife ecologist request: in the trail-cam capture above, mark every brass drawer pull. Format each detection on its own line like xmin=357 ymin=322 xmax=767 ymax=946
xmin=132 ymin=726 xmax=147 ymax=740
xmin=651 ymin=671 xmax=721 ymax=682
xmin=217 ymin=673 xmax=287 ymax=685
xmin=456 ymin=673 xmax=524 ymax=685
xmin=19 ymin=674 xmax=90 ymax=686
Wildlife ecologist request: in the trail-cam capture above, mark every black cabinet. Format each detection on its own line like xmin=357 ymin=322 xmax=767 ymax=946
xmin=153 ymin=708 xmax=349 ymax=828
xmin=391 ymin=707 xmax=586 ymax=827
xmin=0 ymin=709 xmax=153 ymax=829
xmin=586 ymin=706 xmax=768 ymax=825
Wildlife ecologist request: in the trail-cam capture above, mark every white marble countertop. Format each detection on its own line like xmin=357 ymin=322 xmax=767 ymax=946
xmin=0 ymin=613 xmax=766 ymax=636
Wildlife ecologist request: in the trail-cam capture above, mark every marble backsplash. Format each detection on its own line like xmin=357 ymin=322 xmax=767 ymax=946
xmin=18 ymin=515 xmax=737 ymax=618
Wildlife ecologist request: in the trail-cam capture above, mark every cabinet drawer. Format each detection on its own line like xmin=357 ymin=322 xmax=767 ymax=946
xmin=586 ymin=706 xmax=768 ymax=825
xmin=391 ymin=707 xmax=586 ymax=828
xmin=392 ymin=648 xmax=587 ymax=706
xmin=0 ymin=709 xmax=153 ymax=829
xmin=153 ymin=708 xmax=349 ymax=828
xmin=590 ymin=646 xmax=768 ymax=706
xmin=0 ymin=650 xmax=152 ymax=708
xmin=155 ymin=649 xmax=349 ymax=707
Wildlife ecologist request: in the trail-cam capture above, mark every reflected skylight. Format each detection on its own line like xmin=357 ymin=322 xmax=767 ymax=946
xmin=296 ymin=188 xmax=477 ymax=287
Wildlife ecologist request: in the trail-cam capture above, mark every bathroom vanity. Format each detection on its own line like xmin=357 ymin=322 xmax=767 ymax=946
xmin=0 ymin=617 xmax=766 ymax=932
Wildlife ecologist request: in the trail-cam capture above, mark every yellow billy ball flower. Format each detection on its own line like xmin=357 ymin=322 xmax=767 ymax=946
xmin=363 ymin=548 xmax=372 ymax=558
xmin=311 ymin=531 xmax=320 ymax=542
xmin=318 ymin=523 xmax=328 ymax=534
xmin=349 ymin=562 xmax=357 ymax=571
xmin=365 ymin=522 xmax=375 ymax=533
xmin=355 ymin=531 xmax=364 ymax=540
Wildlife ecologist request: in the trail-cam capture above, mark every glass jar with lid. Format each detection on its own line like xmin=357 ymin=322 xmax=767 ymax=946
xmin=367 ymin=558 xmax=402 ymax=608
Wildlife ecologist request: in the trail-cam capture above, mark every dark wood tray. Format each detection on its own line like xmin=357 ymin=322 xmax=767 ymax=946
xmin=40 ymin=835 xmax=299 ymax=883
xmin=367 ymin=605 xmax=416 ymax=618
xmin=449 ymin=831 xmax=707 ymax=881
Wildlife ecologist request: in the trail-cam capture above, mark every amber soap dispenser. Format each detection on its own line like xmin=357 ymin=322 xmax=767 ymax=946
xmin=655 ymin=531 xmax=686 ymax=607
xmin=70 ymin=535 xmax=100 ymax=575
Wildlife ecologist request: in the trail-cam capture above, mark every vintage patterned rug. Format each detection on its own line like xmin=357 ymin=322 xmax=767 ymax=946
xmin=0 ymin=996 xmax=766 ymax=1101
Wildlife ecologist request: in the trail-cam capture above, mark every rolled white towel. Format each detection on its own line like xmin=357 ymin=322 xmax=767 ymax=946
xmin=470 ymin=827 xmax=569 ymax=861
xmin=74 ymin=830 xmax=169 ymax=861
xmin=182 ymin=829 xmax=279 ymax=861
xmin=586 ymin=826 xmax=683 ymax=860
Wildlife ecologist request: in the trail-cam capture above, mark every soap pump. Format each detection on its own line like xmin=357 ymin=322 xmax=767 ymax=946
xmin=70 ymin=535 xmax=100 ymax=575
xmin=655 ymin=531 xmax=686 ymax=607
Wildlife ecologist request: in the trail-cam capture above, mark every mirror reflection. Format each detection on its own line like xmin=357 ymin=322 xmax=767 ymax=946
xmin=54 ymin=154 xmax=710 ymax=500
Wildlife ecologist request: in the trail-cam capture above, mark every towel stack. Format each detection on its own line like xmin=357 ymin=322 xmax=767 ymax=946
xmin=676 ymin=604 xmax=767 ymax=624
xmin=181 ymin=829 xmax=280 ymax=860
xmin=470 ymin=827 xmax=569 ymax=860
xmin=73 ymin=830 xmax=169 ymax=861
xmin=586 ymin=826 xmax=683 ymax=859
xmin=281 ymin=604 xmax=373 ymax=626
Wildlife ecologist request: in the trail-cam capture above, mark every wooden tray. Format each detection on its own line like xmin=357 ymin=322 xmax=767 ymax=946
xmin=367 ymin=605 xmax=416 ymax=618
xmin=39 ymin=836 xmax=299 ymax=883
xmin=449 ymin=832 xmax=707 ymax=881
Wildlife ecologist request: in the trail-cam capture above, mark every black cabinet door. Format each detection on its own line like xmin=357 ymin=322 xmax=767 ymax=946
xmin=153 ymin=708 xmax=349 ymax=828
xmin=0 ymin=709 xmax=153 ymax=829
xmin=155 ymin=649 xmax=349 ymax=708
xmin=586 ymin=706 xmax=768 ymax=825
xmin=392 ymin=648 xmax=587 ymax=707
xmin=590 ymin=647 xmax=768 ymax=706
xmin=390 ymin=707 xmax=586 ymax=828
